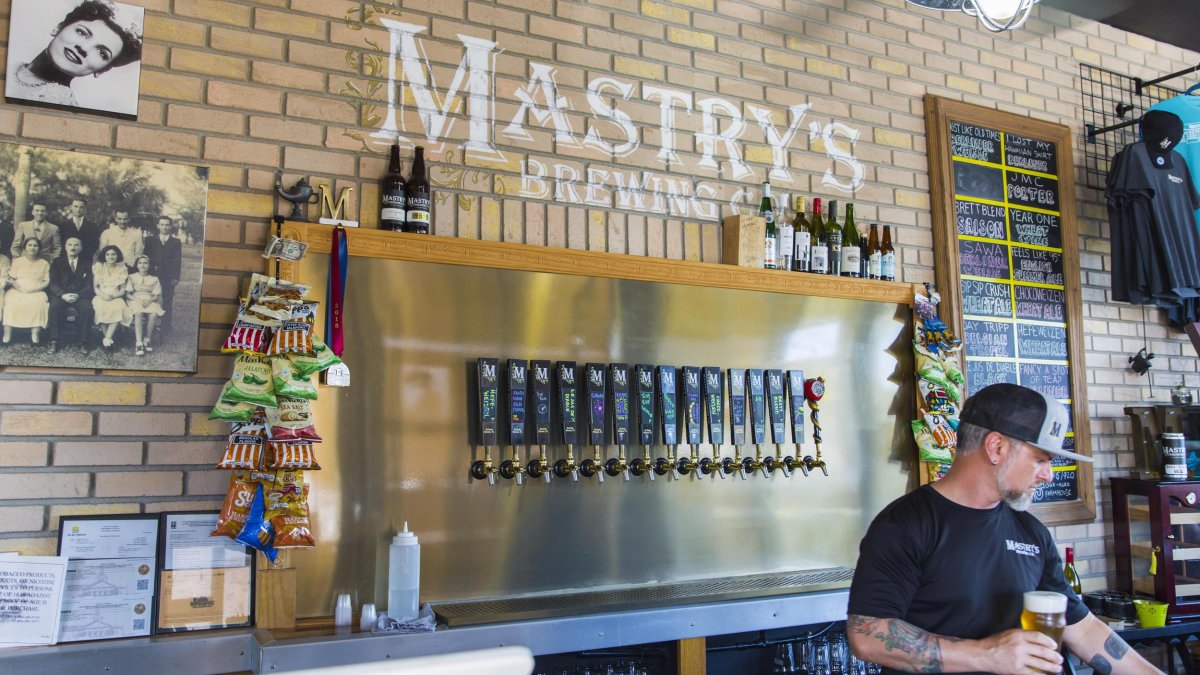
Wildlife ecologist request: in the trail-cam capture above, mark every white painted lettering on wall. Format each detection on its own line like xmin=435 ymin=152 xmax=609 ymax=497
xmin=374 ymin=21 xmax=865 ymax=221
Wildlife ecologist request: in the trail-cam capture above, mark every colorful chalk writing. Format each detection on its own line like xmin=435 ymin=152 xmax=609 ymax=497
xmin=950 ymin=119 xmax=1075 ymax=503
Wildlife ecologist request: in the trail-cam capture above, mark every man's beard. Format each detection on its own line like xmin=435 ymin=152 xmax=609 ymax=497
xmin=996 ymin=453 xmax=1035 ymax=511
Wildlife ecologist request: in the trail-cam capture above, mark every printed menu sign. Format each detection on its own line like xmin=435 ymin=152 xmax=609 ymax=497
xmin=949 ymin=119 xmax=1076 ymax=504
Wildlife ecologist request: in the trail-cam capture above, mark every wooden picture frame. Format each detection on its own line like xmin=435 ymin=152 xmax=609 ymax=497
xmin=924 ymin=94 xmax=1095 ymax=526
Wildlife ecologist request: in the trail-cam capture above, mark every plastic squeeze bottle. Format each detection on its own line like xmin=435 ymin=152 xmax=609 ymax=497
xmin=388 ymin=522 xmax=420 ymax=621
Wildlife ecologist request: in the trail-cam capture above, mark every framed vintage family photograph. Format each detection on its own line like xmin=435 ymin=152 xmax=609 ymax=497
xmin=4 ymin=0 xmax=144 ymax=118
xmin=0 ymin=142 xmax=208 ymax=373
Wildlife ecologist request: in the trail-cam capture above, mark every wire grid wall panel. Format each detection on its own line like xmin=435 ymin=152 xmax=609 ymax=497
xmin=1080 ymin=63 xmax=1181 ymax=191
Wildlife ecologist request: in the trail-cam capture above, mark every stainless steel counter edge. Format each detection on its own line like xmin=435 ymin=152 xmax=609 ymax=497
xmin=0 ymin=589 xmax=848 ymax=674
xmin=258 ymin=589 xmax=850 ymax=672
xmin=0 ymin=629 xmax=261 ymax=675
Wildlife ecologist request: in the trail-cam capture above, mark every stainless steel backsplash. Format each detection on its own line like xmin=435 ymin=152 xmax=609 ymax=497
xmin=293 ymin=254 xmax=915 ymax=617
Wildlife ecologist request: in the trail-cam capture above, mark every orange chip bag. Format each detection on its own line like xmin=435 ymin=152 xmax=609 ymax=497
xmin=217 ymin=417 xmax=267 ymax=470
xmin=217 ymin=434 xmax=264 ymax=470
xmin=266 ymin=320 xmax=313 ymax=356
xmin=268 ymin=441 xmax=321 ymax=470
xmin=266 ymin=304 xmax=317 ymax=357
xmin=211 ymin=472 xmax=257 ymax=540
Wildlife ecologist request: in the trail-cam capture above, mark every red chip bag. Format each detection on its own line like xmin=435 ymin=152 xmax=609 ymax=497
xmin=266 ymin=398 xmax=321 ymax=442
xmin=268 ymin=441 xmax=320 ymax=470
xmin=221 ymin=320 xmax=270 ymax=354
xmin=211 ymin=472 xmax=256 ymax=539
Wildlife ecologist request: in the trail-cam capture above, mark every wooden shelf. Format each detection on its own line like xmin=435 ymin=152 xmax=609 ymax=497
xmin=277 ymin=221 xmax=920 ymax=307
xmin=1129 ymin=503 xmax=1200 ymax=524
xmin=1133 ymin=541 xmax=1200 ymax=561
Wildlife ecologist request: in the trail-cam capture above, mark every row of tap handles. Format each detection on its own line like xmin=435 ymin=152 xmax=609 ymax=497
xmin=470 ymin=358 xmax=828 ymax=485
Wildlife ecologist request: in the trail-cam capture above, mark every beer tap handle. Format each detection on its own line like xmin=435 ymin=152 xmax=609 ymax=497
xmin=805 ymin=377 xmax=826 ymax=476
xmin=727 ymin=369 xmax=747 ymax=480
xmin=703 ymin=367 xmax=725 ymax=479
xmin=657 ymin=366 xmax=679 ymax=481
xmin=787 ymin=369 xmax=806 ymax=448
xmin=531 ymin=360 xmax=552 ymax=484
xmin=474 ymin=358 xmax=500 ymax=486
xmin=585 ymin=363 xmax=607 ymax=484
xmin=557 ymin=361 xmax=579 ymax=483
xmin=609 ymin=363 xmax=632 ymax=482
xmin=504 ymin=359 xmax=529 ymax=485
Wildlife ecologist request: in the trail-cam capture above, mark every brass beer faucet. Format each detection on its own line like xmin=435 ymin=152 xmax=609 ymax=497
xmin=470 ymin=358 xmax=500 ymax=486
xmin=525 ymin=360 xmax=553 ymax=483
xmin=745 ymin=369 xmax=770 ymax=479
xmin=804 ymin=377 xmax=829 ymax=476
xmin=551 ymin=361 xmax=580 ymax=482
xmin=726 ymin=368 xmax=749 ymax=480
xmin=497 ymin=359 xmax=528 ymax=485
xmin=629 ymin=365 xmax=657 ymax=481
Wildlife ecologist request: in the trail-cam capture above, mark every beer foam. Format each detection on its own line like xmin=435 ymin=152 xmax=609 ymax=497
xmin=1024 ymin=591 xmax=1067 ymax=614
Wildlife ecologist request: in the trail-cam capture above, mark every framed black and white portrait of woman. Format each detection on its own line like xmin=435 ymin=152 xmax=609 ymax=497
xmin=5 ymin=0 xmax=144 ymax=118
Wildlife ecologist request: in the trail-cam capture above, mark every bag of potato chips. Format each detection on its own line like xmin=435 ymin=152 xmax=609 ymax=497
xmin=271 ymin=357 xmax=317 ymax=400
xmin=223 ymin=354 xmax=277 ymax=408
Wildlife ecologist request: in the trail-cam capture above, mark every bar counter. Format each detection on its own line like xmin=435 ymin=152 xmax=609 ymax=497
xmin=0 ymin=588 xmax=849 ymax=674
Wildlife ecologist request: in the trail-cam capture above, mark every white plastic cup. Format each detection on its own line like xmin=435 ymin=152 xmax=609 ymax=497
xmin=360 ymin=602 xmax=377 ymax=632
xmin=334 ymin=593 xmax=353 ymax=628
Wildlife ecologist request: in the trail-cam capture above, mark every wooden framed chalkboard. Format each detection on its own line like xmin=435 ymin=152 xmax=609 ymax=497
xmin=924 ymin=95 xmax=1094 ymax=526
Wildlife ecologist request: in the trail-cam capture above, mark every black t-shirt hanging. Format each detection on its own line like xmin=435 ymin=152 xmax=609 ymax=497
xmin=1106 ymin=142 xmax=1200 ymax=306
xmin=848 ymin=485 xmax=1088 ymax=675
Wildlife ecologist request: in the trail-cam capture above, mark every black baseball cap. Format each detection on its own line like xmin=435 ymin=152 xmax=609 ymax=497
xmin=959 ymin=383 xmax=1092 ymax=463
xmin=1141 ymin=110 xmax=1183 ymax=169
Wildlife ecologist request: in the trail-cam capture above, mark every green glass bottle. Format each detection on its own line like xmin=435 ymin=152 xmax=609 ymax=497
xmin=841 ymin=203 xmax=860 ymax=277
xmin=826 ymin=200 xmax=842 ymax=276
xmin=760 ymin=182 xmax=777 ymax=269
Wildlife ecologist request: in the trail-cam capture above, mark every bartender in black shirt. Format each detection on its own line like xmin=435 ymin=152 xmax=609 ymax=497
xmin=847 ymin=384 xmax=1159 ymax=675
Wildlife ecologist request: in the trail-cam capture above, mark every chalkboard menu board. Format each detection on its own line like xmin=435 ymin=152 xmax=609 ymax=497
xmin=926 ymin=96 xmax=1093 ymax=525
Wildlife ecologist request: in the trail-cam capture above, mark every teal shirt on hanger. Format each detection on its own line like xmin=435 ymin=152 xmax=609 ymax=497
xmin=1150 ymin=93 xmax=1200 ymax=221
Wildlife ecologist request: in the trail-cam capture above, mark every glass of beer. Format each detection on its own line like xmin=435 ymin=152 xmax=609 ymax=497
xmin=1021 ymin=591 xmax=1068 ymax=650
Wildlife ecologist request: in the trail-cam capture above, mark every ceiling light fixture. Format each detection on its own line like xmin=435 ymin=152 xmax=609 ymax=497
xmin=906 ymin=0 xmax=1040 ymax=32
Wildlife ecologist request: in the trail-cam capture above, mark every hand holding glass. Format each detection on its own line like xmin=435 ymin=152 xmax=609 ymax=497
xmin=1021 ymin=591 xmax=1067 ymax=650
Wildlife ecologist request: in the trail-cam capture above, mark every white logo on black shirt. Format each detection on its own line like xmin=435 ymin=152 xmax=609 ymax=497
xmin=1168 ymin=174 xmax=1184 ymax=184
xmin=1006 ymin=539 xmax=1040 ymax=557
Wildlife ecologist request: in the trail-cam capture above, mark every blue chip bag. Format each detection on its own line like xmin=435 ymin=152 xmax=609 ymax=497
xmin=236 ymin=482 xmax=278 ymax=564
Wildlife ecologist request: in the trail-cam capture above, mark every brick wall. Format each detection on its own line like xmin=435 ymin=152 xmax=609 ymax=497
xmin=0 ymin=0 xmax=1196 ymax=591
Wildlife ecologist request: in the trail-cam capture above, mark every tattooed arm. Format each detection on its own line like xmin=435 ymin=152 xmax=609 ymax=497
xmin=1062 ymin=613 xmax=1161 ymax=675
xmin=847 ymin=614 xmax=1063 ymax=674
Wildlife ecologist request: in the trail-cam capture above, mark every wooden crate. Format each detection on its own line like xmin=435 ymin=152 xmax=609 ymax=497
xmin=721 ymin=214 xmax=766 ymax=268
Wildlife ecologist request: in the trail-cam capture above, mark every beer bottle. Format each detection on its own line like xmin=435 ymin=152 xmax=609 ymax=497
xmin=1063 ymin=547 xmax=1082 ymax=595
xmin=840 ymin=203 xmax=860 ymax=277
xmin=760 ymin=182 xmax=777 ymax=269
xmin=379 ymin=142 xmax=406 ymax=231
xmin=858 ymin=233 xmax=869 ymax=279
xmin=881 ymin=225 xmax=896 ymax=281
xmin=404 ymin=146 xmax=431 ymax=234
xmin=810 ymin=198 xmax=829 ymax=275
xmin=867 ymin=224 xmax=881 ymax=280
xmin=791 ymin=196 xmax=811 ymax=272
xmin=826 ymin=200 xmax=843 ymax=276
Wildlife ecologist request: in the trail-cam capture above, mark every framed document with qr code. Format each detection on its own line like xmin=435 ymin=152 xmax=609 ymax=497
xmin=56 ymin=514 xmax=160 ymax=642
xmin=154 ymin=512 xmax=254 ymax=633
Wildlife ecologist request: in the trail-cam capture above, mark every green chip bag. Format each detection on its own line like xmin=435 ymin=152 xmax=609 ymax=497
xmin=272 ymin=357 xmax=318 ymax=401
xmin=913 ymin=420 xmax=952 ymax=464
xmin=222 ymin=354 xmax=278 ymax=408
xmin=289 ymin=335 xmax=343 ymax=378
xmin=210 ymin=382 xmax=257 ymax=421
